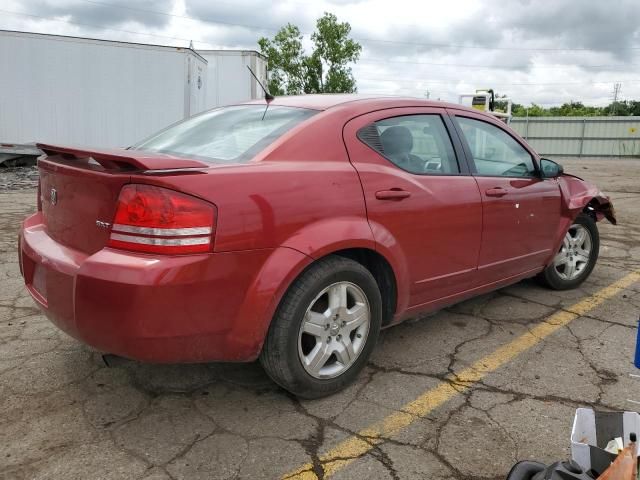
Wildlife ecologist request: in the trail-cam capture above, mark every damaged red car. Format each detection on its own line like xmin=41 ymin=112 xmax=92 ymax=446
xmin=18 ymin=95 xmax=616 ymax=398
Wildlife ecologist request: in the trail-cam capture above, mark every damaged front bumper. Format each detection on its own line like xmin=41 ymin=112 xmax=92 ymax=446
xmin=557 ymin=174 xmax=617 ymax=225
xmin=587 ymin=198 xmax=617 ymax=225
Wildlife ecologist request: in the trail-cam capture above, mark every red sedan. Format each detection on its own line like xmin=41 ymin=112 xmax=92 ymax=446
xmin=18 ymin=95 xmax=616 ymax=398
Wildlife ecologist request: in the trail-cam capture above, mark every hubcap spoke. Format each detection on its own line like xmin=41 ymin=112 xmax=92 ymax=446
xmin=564 ymin=259 xmax=577 ymax=279
xmin=334 ymin=336 xmax=356 ymax=365
xmin=553 ymin=253 xmax=568 ymax=266
xmin=328 ymin=283 xmax=348 ymax=310
xmin=576 ymin=245 xmax=590 ymax=256
xmin=343 ymin=303 xmax=368 ymax=331
xmin=303 ymin=311 xmax=328 ymax=337
xmin=306 ymin=341 xmax=332 ymax=375
xmin=575 ymin=253 xmax=590 ymax=264
xmin=574 ymin=228 xmax=587 ymax=247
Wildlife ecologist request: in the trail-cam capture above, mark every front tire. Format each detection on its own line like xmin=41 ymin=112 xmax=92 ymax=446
xmin=260 ymin=256 xmax=382 ymax=399
xmin=538 ymin=213 xmax=599 ymax=290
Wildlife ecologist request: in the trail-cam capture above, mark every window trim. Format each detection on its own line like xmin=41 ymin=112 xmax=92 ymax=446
xmin=355 ymin=113 xmax=468 ymax=176
xmin=450 ymin=114 xmax=542 ymax=179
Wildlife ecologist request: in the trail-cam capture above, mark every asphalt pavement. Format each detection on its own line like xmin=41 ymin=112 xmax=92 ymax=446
xmin=1 ymin=157 xmax=639 ymax=480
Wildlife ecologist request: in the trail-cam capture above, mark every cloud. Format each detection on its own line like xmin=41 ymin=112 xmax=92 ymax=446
xmin=184 ymin=0 xmax=318 ymax=36
xmin=21 ymin=0 xmax=175 ymax=29
xmin=498 ymin=0 xmax=640 ymax=58
xmin=3 ymin=0 xmax=640 ymax=106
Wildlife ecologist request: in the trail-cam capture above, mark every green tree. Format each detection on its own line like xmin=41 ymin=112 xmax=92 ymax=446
xmin=258 ymin=13 xmax=362 ymax=95
xmin=257 ymin=24 xmax=306 ymax=95
xmin=603 ymin=101 xmax=631 ymax=116
xmin=512 ymin=103 xmax=549 ymax=117
xmin=510 ymin=100 xmax=640 ymax=117
xmin=626 ymin=101 xmax=640 ymax=115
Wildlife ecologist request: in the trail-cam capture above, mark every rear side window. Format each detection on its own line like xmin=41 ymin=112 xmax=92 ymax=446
xmin=357 ymin=115 xmax=459 ymax=174
xmin=134 ymin=105 xmax=316 ymax=163
xmin=455 ymin=116 xmax=536 ymax=177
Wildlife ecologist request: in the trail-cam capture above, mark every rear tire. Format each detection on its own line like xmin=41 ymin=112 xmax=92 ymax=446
xmin=260 ymin=255 xmax=382 ymax=399
xmin=538 ymin=213 xmax=599 ymax=290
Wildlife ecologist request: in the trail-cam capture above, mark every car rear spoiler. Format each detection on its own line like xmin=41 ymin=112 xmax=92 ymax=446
xmin=37 ymin=143 xmax=209 ymax=171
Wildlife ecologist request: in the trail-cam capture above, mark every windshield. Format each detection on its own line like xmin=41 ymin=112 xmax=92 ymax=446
xmin=134 ymin=105 xmax=316 ymax=163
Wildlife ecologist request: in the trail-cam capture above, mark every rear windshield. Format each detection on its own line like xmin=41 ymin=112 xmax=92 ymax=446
xmin=134 ymin=105 xmax=316 ymax=163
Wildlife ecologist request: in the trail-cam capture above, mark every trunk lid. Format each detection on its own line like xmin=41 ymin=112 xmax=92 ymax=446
xmin=37 ymin=144 xmax=209 ymax=254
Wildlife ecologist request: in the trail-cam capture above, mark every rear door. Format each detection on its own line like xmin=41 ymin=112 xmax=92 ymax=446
xmin=343 ymin=107 xmax=482 ymax=309
xmin=449 ymin=111 xmax=562 ymax=282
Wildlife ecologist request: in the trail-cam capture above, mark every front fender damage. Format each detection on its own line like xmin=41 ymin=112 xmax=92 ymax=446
xmin=557 ymin=174 xmax=617 ymax=225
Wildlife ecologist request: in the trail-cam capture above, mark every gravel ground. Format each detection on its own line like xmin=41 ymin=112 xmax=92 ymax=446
xmin=0 ymin=166 xmax=39 ymax=192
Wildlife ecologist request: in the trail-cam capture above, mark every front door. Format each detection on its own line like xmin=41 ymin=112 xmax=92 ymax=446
xmin=343 ymin=108 xmax=483 ymax=310
xmin=451 ymin=112 xmax=562 ymax=283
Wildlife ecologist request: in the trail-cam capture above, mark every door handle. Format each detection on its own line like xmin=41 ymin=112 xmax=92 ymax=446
xmin=485 ymin=187 xmax=508 ymax=197
xmin=375 ymin=189 xmax=412 ymax=200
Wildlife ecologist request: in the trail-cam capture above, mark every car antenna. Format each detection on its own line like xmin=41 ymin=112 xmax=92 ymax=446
xmin=246 ymin=66 xmax=274 ymax=120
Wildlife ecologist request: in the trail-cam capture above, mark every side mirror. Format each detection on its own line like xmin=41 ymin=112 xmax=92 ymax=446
xmin=540 ymin=158 xmax=564 ymax=178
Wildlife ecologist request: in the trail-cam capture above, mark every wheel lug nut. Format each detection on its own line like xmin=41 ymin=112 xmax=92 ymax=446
xmin=356 ymin=333 xmax=362 ymax=338
xmin=336 ymin=334 xmax=342 ymax=341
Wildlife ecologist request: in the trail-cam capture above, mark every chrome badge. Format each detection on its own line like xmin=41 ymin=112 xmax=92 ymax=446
xmin=50 ymin=188 xmax=57 ymax=205
xmin=95 ymin=220 xmax=112 ymax=230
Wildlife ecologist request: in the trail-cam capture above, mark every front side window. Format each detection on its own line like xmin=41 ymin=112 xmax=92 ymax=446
xmin=357 ymin=115 xmax=459 ymax=174
xmin=456 ymin=116 xmax=536 ymax=177
xmin=134 ymin=105 xmax=316 ymax=163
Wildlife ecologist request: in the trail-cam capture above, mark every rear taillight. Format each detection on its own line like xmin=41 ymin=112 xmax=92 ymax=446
xmin=107 ymin=184 xmax=216 ymax=254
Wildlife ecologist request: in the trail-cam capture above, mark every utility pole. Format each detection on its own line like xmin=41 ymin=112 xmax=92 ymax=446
xmin=425 ymin=90 xmax=430 ymax=99
xmin=611 ymin=82 xmax=622 ymax=115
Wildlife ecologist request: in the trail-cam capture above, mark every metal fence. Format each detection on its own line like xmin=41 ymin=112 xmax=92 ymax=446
xmin=510 ymin=116 xmax=640 ymax=157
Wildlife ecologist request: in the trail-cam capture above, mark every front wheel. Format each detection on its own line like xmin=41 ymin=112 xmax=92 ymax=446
xmin=538 ymin=213 xmax=599 ymax=290
xmin=260 ymin=256 xmax=382 ymax=399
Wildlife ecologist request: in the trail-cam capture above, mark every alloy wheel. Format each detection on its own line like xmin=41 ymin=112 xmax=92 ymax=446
xmin=553 ymin=223 xmax=593 ymax=281
xmin=297 ymin=281 xmax=371 ymax=379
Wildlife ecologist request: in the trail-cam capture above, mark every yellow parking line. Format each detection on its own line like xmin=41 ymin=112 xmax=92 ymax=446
xmin=283 ymin=271 xmax=640 ymax=480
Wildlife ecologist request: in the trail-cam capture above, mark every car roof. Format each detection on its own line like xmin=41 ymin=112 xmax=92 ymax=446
xmin=243 ymin=93 xmax=478 ymax=114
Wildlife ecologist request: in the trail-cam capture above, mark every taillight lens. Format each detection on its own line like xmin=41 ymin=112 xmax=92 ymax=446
xmin=107 ymin=184 xmax=216 ymax=254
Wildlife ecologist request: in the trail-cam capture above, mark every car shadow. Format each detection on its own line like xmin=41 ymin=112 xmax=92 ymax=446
xmin=100 ymin=353 xmax=278 ymax=396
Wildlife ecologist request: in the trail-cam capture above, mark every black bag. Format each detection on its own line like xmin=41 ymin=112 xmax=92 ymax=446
xmin=506 ymin=460 xmax=594 ymax=480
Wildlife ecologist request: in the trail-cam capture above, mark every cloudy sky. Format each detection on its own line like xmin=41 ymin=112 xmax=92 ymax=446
xmin=2 ymin=0 xmax=640 ymax=106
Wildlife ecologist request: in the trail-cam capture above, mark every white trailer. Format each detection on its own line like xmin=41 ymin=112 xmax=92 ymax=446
xmin=198 ymin=50 xmax=267 ymax=109
xmin=0 ymin=30 xmax=208 ymax=159
xmin=0 ymin=31 xmax=268 ymax=164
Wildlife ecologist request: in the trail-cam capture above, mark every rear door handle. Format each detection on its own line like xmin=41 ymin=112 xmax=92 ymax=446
xmin=485 ymin=187 xmax=508 ymax=197
xmin=375 ymin=189 xmax=412 ymax=200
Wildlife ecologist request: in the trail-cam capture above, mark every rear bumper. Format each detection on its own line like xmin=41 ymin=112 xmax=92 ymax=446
xmin=19 ymin=212 xmax=310 ymax=363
